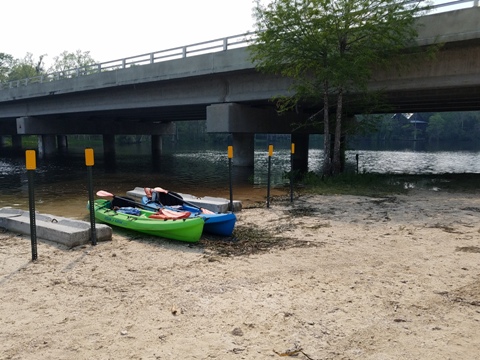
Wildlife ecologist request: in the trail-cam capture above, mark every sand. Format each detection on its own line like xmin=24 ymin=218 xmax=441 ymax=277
xmin=1 ymin=189 xmax=479 ymax=359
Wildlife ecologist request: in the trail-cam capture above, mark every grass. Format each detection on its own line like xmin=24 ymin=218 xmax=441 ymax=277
xmin=294 ymin=172 xmax=480 ymax=197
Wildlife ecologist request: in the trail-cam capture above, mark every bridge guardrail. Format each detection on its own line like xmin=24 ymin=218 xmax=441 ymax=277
xmin=0 ymin=32 xmax=256 ymax=90
xmin=0 ymin=0 xmax=477 ymax=91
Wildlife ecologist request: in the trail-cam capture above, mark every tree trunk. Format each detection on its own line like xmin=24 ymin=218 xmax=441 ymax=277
xmin=322 ymin=80 xmax=332 ymax=177
xmin=332 ymin=89 xmax=343 ymax=175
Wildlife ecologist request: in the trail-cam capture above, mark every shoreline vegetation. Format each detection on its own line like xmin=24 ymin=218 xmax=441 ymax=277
xmin=294 ymin=173 xmax=480 ymax=197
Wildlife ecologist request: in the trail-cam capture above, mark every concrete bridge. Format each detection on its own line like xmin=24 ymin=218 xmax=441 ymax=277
xmin=0 ymin=5 xmax=479 ymax=167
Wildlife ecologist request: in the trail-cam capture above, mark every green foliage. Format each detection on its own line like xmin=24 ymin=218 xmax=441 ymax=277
xmin=0 ymin=50 xmax=97 ymax=83
xmin=426 ymin=113 xmax=446 ymax=141
xmin=20 ymin=135 xmax=39 ymax=146
xmin=7 ymin=53 xmax=46 ymax=82
xmin=49 ymin=50 xmax=97 ymax=77
xmin=298 ymin=173 xmax=480 ymax=197
xmin=174 ymin=120 xmax=230 ymax=146
xmin=353 ymin=111 xmax=480 ymax=143
xmin=0 ymin=53 xmax=15 ymax=82
xmin=298 ymin=172 xmax=407 ymax=196
xmin=175 ymin=120 xmax=207 ymax=143
xmin=117 ymin=135 xmax=146 ymax=145
xmin=437 ymin=112 xmax=480 ymax=142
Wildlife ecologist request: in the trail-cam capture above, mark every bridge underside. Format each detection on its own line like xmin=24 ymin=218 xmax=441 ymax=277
xmin=1 ymin=37 xmax=480 ymax=138
xmin=16 ymin=116 xmax=177 ymax=135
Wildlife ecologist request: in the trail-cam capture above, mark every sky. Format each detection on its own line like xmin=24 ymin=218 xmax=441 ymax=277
xmin=3 ymin=0 xmax=259 ymax=68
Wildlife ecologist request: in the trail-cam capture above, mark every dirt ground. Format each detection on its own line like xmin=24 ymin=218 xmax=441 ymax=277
xmin=1 ymin=189 xmax=479 ymax=359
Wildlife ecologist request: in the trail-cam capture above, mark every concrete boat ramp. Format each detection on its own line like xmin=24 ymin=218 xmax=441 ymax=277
xmin=126 ymin=187 xmax=242 ymax=213
xmin=0 ymin=208 xmax=112 ymax=248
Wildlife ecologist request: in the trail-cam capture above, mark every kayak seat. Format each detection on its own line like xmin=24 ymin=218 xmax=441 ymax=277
xmin=111 ymin=196 xmax=136 ymax=208
xmin=154 ymin=191 xmax=184 ymax=206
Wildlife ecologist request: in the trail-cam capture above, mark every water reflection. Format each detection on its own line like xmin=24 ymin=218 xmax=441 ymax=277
xmin=2 ymin=142 xmax=480 ymax=219
xmin=345 ymin=150 xmax=480 ymax=174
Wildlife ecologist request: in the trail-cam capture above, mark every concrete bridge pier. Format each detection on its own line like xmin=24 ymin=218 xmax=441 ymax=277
xmin=38 ymin=135 xmax=57 ymax=158
xmin=57 ymin=135 xmax=68 ymax=152
xmin=151 ymin=135 xmax=163 ymax=156
xmin=12 ymin=135 xmax=22 ymax=151
xmin=232 ymin=133 xmax=254 ymax=167
xmin=0 ymin=135 xmax=22 ymax=153
xmin=207 ymin=103 xmax=317 ymax=171
xmin=103 ymin=134 xmax=116 ymax=157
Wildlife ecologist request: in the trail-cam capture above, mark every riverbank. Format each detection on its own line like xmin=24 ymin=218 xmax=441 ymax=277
xmin=1 ymin=189 xmax=479 ymax=359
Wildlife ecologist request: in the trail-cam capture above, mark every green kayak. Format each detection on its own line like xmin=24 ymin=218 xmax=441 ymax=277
xmin=92 ymin=199 xmax=204 ymax=242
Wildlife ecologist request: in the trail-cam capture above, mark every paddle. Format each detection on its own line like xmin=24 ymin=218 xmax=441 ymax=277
xmin=152 ymin=186 xmax=215 ymax=214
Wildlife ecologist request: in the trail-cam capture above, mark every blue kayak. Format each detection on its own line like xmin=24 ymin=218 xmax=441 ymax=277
xmin=141 ymin=196 xmax=236 ymax=237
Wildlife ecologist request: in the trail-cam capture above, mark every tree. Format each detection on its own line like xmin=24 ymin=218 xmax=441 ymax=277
xmin=49 ymin=50 xmax=97 ymax=78
xmin=250 ymin=0 xmax=431 ymax=176
xmin=426 ymin=113 xmax=446 ymax=142
xmin=7 ymin=53 xmax=46 ymax=82
xmin=0 ymin=53 xmax=15 ymax=83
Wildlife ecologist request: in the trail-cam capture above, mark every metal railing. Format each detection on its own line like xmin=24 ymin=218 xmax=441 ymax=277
xmin=1 ymin=0 xmax=477 ymax=91
xmin=0 ymin=33 xmax=255 ymax=90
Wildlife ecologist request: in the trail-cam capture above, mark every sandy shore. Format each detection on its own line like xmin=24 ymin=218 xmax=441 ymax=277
xmin=1 ymin=189 xmax=479 ymax=359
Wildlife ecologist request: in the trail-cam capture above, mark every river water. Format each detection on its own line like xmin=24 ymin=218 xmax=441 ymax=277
xmin=1 ymin=138 xmax=480 ymax=220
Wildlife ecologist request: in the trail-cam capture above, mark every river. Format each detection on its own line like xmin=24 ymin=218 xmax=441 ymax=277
xmin=1 ymin=138 xmax=480 ymax=220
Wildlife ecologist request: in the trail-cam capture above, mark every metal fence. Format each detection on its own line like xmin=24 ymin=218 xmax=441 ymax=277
xmin=1 ymin=0 xmax=477 ymax=91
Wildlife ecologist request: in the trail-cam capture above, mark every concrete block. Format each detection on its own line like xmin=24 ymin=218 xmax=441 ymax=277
xmin=0 ymin=207 xmax=112 ymax=248
xmin=126 ymin=187 xmax=242 ymax=213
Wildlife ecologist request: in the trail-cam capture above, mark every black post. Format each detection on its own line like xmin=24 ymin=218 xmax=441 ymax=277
xmin=85 ymin=148 xmax=97 ymax=245
xmin=228 ymin=145 xmax=234 ymax=212
xmin=290 ymin=142 xmax=295 ymax=203
xmin=25 ymin=150 xmax=37 ymax=261
xmin=267 ymin=144 xmax=273 ymax=208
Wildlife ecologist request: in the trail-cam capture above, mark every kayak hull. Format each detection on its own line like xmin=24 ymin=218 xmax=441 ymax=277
xmin=142 ymin=197 xmax=236 ymax=236
xmin=93 ymin=199 xmax=204 ymax=242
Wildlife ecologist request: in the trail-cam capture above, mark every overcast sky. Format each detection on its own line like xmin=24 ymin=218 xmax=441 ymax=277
xmin=4 ymin=0 xmax=258 ymax=67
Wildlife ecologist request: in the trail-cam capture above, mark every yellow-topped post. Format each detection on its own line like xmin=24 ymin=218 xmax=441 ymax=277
xmin=85 ymin=148 xmax=94 ymax=166
xmin=267 ymin=144 xmax=273 ymax=208
xmin=26 ymin=150 xmax=36 ymax=170
xmin=85 ymin=148 xmax=97 ymax=245
xmin=228 ymin=145 xmax=234 ymax=212
xmin=290 ymin=143 xmax=295 ymax=202
xmin=25 ymin=150 xmax=37 ymax=260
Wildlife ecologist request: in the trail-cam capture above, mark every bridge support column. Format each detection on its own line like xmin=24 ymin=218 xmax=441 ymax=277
xmin=103 ymin=134 xmax=116 ymax=157
xmin=103 ymin=134 xmax=116 ymax=170
xmin=291 ymin=133 xmax=309 ymax=173
xmin=57 ymin=135 xmax=68 ymax=151
xmin=38 ymin=135 xmax=57 ymax=158
xmin=232 ymin=133 xmax=254 ymax=167
xmin=12 ymin=135 xmax=22 ymax=151
xmin=151 ymin=135 xmax=162 ymax=155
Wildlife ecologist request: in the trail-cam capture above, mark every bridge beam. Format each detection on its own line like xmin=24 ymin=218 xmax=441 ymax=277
xmin=206 ymin=103 xmax=316 ymax=134
xmin=16 ymin=117 xmax=176 ymax=135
